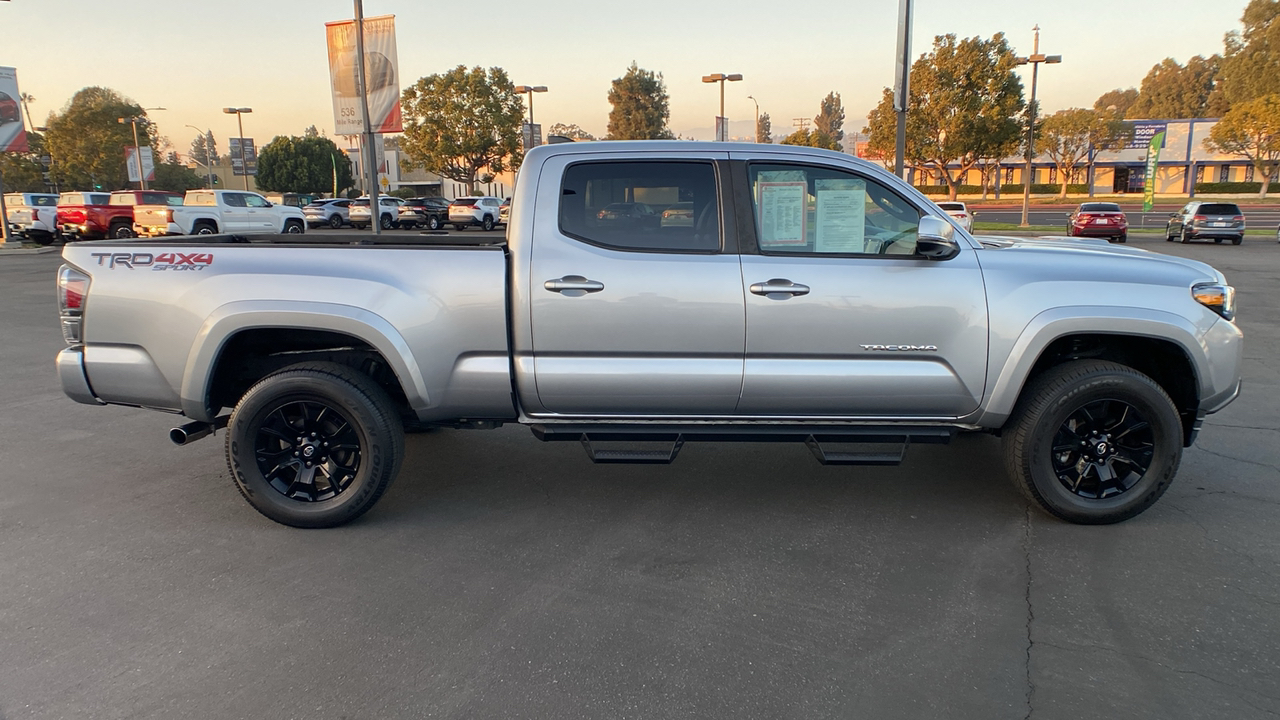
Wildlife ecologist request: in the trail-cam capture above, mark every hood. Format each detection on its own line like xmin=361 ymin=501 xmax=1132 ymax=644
xmin=972 ymin=234 xmax=1226 ymax=284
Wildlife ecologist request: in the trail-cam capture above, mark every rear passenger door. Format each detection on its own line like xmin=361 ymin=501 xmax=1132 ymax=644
xmin=527 ymin=153 xmax=745 ymax=416
xmin=220 ymin=193 xmax=250 ymax=232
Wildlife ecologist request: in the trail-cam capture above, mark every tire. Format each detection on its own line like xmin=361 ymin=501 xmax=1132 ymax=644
xmin=380 ymin=214 xmax=395 ymax=230
xmin=1002 ymin=360 xmax=1182 ymax=525
xmin=328 ymin=214 xmax=343 ymax=229
xmin=110 ymin=222 xmax=134 ymax=239
xmin=352 ymin=223 xmax=366 ymax=230
xmin=1117 ymin=234 xmax=1127 ymax=243
xmin=284 ymin=220 xmax=304 ymax=234
xmin=1232 ymin=236 xmax=1243 ymax=246
xmin=1165 ymin=225 xmax=1175 ymax=242
xmin=1180 ymin=228 xmax=1192 ymax=244
xmin=454 ymin=224 xmax=466 ymax=231
xmin=481 ymin=215 xmax=495 ymax=232
xmin=226 ymin=362 xmax=405 ymax=528
xmin=193 ymin=221 xmax=217 ymax=235
xmin=1214 ymin=238 xmax=1223 ymax=244
xmin=427 ymin=216 xmax=440 ymax=230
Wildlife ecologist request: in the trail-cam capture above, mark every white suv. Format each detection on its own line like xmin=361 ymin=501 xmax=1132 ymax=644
xmin=449 ymin=196 xmax=503 ymax=231
xmin=349 ymin=197 xmax=404 ymax=230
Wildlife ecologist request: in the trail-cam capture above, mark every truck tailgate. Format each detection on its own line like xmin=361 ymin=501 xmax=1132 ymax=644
xmin=60 ymin=239 xmax=513 ymax=423
xmin=133 ymin=205 xmax=170 ymax=227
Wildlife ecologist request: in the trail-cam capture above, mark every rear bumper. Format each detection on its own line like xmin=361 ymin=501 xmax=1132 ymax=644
xmin=1071 ymin=225 xmax=1126 ymax=237
xmin=1187 ymin=227 xmax=1244 ymax=239
xmin=56 ymin=347 xmax=104 ymax=406
xmin=134 ymin=222 xmax=182 ymax=237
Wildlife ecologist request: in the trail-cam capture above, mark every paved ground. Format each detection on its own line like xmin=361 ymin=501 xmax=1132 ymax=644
xmin=1 ymin=235 xmax=1277 ymax=719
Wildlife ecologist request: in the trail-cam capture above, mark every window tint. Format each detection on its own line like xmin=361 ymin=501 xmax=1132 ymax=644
xmin=936 ymin=202 xmax=964 ymax=211
xmin=452 ymin=198 xmax=477 ymax=207
xmin=109 ymin=194 xmax=134 ymax=206
xmin=747 ymin=163 xmax=921 ymax=256
xmin=244 ymin=194 xmax=270 ymax=208
xmin=560 ymin=161 xmax=719 ymax=252
xmin=31 ymin=195 xmax=57 ymax=206
xmin=223 ymin=193 xmax=248 ymax=207
xmin=1080 ymin=203 xmax=1121 ymax=212
xmin=1198 ymin=203 xmax=1241 ymax=215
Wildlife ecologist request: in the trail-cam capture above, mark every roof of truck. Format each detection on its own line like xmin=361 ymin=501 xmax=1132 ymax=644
xmin=524 ymin=140 xmax=872 ymax=166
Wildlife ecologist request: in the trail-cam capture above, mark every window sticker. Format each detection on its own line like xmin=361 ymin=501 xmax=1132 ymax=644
xmin=814 ymin=177 xmax=866 ymax=253
xmin=757 ymin=181 xmax=808 ymax=247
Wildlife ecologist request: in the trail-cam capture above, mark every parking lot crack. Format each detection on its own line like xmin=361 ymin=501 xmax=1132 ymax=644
xmin=1022 ymin=505 xmax=1036 ymax=720
xmin=1194 ymin=447 xmax=1280 ymax=474
xmin=1203 ymin=422 xmax=1280 ymax=433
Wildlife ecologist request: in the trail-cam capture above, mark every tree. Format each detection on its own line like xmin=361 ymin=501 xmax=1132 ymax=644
xmin=547 ymin=123 xmax=596 ymax=141
xmin=255 ymin=135 xmax=355 ymax=195
xmin=1036 ymin=108 xmax=1133 ymax=197
xmin=304 ymin=125 xmax=321 ymax=138
xmin=814 ymin=92 xmax=845 ymax=148
xmin=779 ymin=127 xmax=840 ymax=150
xmin=400 ymin=65 xmax=525 ymax=191
xmin=190 ymin=131 xmax=219 ymax=166
xmin=1126 ymin=56 xmax=1224 ymax=119
xmin=606 ymin=62 xmax=674 ymax=140
xmin=1218 ymin=0 xmax=1280 ymax=107
xmin=864 ymin=33 xmax=1025 ymax=200
xmin=1204 ymin=94 xmax=1280 ymax=196
xmin=43 ymin=87 xmax=155 ymax=190
xmin=19 ymin=91 xmax=35 ymax=131
xmin=1094 ymin=88 xmax=1140 ymax=116
xmin=151 ymin=161 xmax=206 ymax=192
xmin=0 ymin=131 xmax=48 ymax=192
xmin=757 ymin=111 xmax=772 ymax=144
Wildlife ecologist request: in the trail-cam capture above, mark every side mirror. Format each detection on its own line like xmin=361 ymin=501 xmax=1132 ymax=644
xmin=917 ymin=216 xmax=961 ymax=261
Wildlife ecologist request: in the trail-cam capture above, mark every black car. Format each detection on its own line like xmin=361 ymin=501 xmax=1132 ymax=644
xmin=1166 ymin=202 xmax=1245 ymax=245
xmin=397 ymin=197 xmax=450 ymax=230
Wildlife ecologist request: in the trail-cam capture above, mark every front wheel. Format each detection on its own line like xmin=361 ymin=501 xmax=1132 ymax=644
xmin=284 ymin=220 xmax=304 ymax=234
xmin=226 ymin=362 xmax=405 ymax=528
xmin=1002 ymin=360 xmax=1182 ymax=524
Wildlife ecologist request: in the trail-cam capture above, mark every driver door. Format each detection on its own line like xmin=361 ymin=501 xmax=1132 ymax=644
xmin=730 ymin=158 xmax=989 ymax=417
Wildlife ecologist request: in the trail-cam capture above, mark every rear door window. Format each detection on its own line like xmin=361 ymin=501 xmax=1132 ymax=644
xmin=559 ymin=161 xmax=720 ymax=252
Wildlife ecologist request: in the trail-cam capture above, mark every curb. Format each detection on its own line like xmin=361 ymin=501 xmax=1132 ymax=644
xmin=0 ymin=245 xmax=59 ymax=256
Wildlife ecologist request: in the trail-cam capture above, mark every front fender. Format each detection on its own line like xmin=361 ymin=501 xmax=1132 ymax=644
xmin=179 ymin=299 xmax=430 ymax=421
xmin=973 ymin=306 xmax=1215 ymax=427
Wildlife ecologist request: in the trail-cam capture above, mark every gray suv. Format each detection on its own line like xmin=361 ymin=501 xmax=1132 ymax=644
xmin=1166 ymin=202 xmax=1245 ymax=245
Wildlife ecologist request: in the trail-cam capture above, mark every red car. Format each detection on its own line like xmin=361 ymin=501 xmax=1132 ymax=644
xmin=1067 ymin=202 xmax=1128 ymax=243
xmin=0 ymin=91 xmax=20 ymax=124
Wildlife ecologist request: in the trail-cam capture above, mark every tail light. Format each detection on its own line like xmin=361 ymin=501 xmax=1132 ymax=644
xmin=1193 ymin=214 xmax=1206 ymax=224
xmin=165 ymin=209 xmax=175 ymax=223
xmin=1233 ymin=215 xmax=1245 ymax=225
xmin=57 ymin=265 xmax=90 ymax=345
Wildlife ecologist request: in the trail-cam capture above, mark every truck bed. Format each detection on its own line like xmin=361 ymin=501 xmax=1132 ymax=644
xmin=60 ymin=233 xmax=514 ymax=424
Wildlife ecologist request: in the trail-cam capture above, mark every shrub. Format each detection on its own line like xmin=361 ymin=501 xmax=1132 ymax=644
xmin=1193 ymin=181 xmax=1263 ymax=193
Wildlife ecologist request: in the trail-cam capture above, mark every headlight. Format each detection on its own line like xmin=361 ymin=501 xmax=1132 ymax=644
xmin=1192 ymin=282 xmax=1236 ymax=321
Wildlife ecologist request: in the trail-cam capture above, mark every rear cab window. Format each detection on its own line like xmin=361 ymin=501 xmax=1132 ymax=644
xmin=559 ymin=161 xmax=720 ymax=252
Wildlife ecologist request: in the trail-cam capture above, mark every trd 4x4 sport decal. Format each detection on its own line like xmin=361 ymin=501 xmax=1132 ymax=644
xmin=89 ymin=252 xmax=214 ymax=271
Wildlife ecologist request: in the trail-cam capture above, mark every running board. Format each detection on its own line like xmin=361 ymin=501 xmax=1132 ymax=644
xmin=529 ymin=424 xmax=953 ymax=466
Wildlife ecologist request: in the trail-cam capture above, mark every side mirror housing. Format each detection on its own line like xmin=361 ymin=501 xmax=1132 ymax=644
xmin=917 ymin=216 xmax=961 ymax=261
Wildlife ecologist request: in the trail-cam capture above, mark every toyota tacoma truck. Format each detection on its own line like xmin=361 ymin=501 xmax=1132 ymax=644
xmin=58 ymin=190 xmax=183 ymax=240
xmin=133 ymin=189 xmax=306 ymax=237
xmin=54 ymin=142 xmax=1243 ymax=528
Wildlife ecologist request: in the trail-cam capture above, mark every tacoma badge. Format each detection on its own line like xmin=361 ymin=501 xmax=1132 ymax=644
xmin=861 ymin=344 xmax=939 ymax=351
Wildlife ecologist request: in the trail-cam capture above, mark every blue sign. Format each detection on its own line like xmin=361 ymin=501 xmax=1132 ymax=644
xmin=1126 ymin=122 xmax=1167 ymax=150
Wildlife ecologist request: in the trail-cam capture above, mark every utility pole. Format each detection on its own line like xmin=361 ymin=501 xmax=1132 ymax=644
xmin=1017 ymin=26 xmax=1062 ymax=227
xmin=746 ymin=95 xmax=760 ymax=142
xmin=793 ymin=118 xmax=811 ymax=131
xmin=185 ymin=125 xmax=216 ymax=188
xmin=354 ymin=0 xmax=380 ymax=235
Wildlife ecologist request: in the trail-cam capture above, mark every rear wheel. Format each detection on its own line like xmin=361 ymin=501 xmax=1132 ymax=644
xmin=1232 ymin=236 xmax=1243 ymax=246
xmin=1214 ymin=238 xmax=1223 ymax=244
xmin=481 ymin=215 xmax=495 ymax=231
xmin=193 ymin=221 xmax=217 ymax=235
xmin=226 ymin=362 xmax=405 ymax=528
xmin=328 ymin=214 xmax=343 ymax=229
xmin=427 ymin=216 xmax=440 ymax=230
xmin=1002 ymin=360 xmax=1182 ymax=524
xmin=1165 ymin=225 xmax=1175 ymax=242
xmin=454 ymin=224 xmax=466 ymax=231
xmin=1117 ymin=234 xmax=1127 ymax=243
xmin=1180 ymin=228 xmax=1192 ymax=244
xmin=110 ymin=222 xmax=134 ymax=239
xmin=380 ymin=214 xmax=395 ymax=230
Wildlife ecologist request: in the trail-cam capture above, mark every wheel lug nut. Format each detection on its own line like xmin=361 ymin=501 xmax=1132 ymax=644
xmin=306 ymin=462 xmax=312 ymax=467
xmin=294 ymin=451 xmax=300 ymax=456
xmin=311 ymin=432 xmax=317 ymax=438
xmin=322 ymin=442 xmax=328 ymax=447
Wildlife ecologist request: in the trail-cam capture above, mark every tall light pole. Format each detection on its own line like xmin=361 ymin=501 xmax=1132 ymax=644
xmin=893 ymin=0 xmax=913 ymax=178
xmin=746 ymin=95 xmax=760 ymax=142
xmin=185 ymin=124 xmax=216 ymax=189
xmin=222 ymin=107 xmax=253 ymax=191
xmin=702 ymin=73 xmax=743 ymax=141
xmin=117 ymin=107 xmax=165 ymax=190
xmin=1016 ymin=26 xmax=1061 ymax=227
xmin=514 ymin=85 xmax=548 ymax=126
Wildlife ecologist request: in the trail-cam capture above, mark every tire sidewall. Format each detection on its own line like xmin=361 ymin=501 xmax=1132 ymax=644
xmin=227 ymin=373 xmax=396 ymax=527
xmin=1022 ymin=373 xmax=1182 ymax=523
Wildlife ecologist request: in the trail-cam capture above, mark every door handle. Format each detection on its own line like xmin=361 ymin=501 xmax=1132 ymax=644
xmin=544 ymin=275 xmax=605 ymax=297
xmin=749 ymin=278 xmax=810 ymax=299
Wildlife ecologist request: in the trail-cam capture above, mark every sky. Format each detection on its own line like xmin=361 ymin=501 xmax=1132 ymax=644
xmin=0 ymin=0 xmax=1248 ymax=156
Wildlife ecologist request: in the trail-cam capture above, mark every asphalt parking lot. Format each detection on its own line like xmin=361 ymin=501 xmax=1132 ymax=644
xmin=1 ymin=234 xmax=1277 ymax=719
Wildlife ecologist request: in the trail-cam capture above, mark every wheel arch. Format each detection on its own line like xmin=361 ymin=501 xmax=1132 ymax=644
xmin=979 ymin=308 xmax=1209 ymax=444
xmin=180 ymin=301 xmax=430 ymax=422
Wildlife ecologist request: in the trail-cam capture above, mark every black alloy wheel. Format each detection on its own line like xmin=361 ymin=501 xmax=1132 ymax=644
xmin=111 ymin=223 xmax=135 ymax=239
xmin=1049 ymin=399 xmax=1155 ymax=500
xmin=380 ymin=213 xmax=394 ymax=230
xmin=482 ymin=215 xmax=495 ymax=231
xmin=329 ymin=213 xmax=343 ymax=229
xmin=227 ymin=362 xmax=405 ymax=528
xmin=253 ymin=400 xmax=362 ymax=502
xmin=285 ymin=221 xmax=304 ymax=234
xmin=195 ymin=223 xmax=217 ymax=235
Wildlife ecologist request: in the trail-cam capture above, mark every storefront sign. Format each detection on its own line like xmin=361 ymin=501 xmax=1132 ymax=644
xmin=1127 ymin=122 xmax=1167 ymax=150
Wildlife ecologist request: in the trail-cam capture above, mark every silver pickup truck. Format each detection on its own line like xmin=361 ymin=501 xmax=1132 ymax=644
xmin=55 ymin=142 xmax=1243 ymax=528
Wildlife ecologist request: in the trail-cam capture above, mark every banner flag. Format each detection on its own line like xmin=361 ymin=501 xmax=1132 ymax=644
xmin=325 ymin=15 xmax=403 ymax=135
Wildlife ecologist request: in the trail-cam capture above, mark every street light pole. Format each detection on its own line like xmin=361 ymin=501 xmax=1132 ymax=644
xmin=746 ymin=95 xmax=760 ymax=142
xmin=222 ymin=108 xmax=253 ymax=191
xmin=514 ymin=85 xmax=548 ymax=148
xmin=701 ymin=73 xmax=742 ymax=141
xmin=185 ymin=124 xmax=216 ymax=189
xmin=117 ymin=117 xmax=147 ymax=190
xmin=1016 ymin=26 xmax=1062 ymax=227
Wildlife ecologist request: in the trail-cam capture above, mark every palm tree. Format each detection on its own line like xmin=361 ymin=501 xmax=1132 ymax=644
xmin=19 ymin=92 xmax=35 ymax=131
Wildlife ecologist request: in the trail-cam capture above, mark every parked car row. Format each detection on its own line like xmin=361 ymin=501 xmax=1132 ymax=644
xmin=300 ymin=195 xmax=509 ymax=231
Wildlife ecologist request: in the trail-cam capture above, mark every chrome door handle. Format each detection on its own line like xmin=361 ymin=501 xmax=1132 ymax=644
xmin=749 ymin=279 xmax=810 ymax=299
xmin=544 ymin=275 xmax=605 ymax=296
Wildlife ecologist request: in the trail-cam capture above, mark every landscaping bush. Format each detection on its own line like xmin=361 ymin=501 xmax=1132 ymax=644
xmin=997 ymin=183 xmax=1089 ymax=194
xmin=1193 ymin=181 xmax=1262 ymax=194
xmin=913 ymin=184 xmax=984 ymax=195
